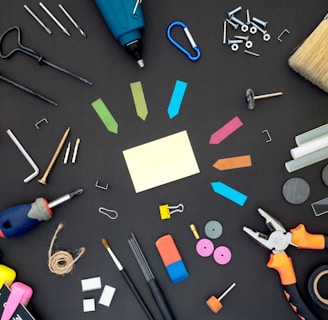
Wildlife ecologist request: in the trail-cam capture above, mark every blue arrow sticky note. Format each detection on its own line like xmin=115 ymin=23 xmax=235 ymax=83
xmin=211 ymin=181 xmax=248 ymax=206
xmin=167 ymin=80 xmax=188 ymax=119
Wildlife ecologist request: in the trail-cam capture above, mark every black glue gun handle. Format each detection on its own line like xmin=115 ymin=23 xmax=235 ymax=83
xmin=148 ymin=279 xmax=175 ymax=320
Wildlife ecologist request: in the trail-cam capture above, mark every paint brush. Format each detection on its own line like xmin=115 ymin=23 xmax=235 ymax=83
xmin=128 ymin=232 xmax=175 ymax=320
xmin=101 ymin=238 xmax=155 ymax=320
xmin=289 ymin=13 xmax=328 ymax=93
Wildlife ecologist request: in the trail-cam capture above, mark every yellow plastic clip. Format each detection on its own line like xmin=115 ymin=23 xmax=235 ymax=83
xmin=0 ymin=264 xmax=16 ymax=289
xmin=159 ymin=203 xmax=184 ymax=220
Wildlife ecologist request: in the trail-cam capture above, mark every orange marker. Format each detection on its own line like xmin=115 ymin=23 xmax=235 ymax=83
xmin=213 ymin=155 xmax=252 ymax=170
xmin=206 ymin=283 xmax=236 ymax=313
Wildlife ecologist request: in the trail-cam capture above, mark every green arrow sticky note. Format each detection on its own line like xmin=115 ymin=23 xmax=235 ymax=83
xmin=130 ymin=81 xmax=148 ymax=120
xmin=91 ymin=98 xmax=118 ymax=134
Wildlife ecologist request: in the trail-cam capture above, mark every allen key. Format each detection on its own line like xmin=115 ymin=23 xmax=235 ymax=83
xmin=6 ymin=129 xmax=40 ymax=183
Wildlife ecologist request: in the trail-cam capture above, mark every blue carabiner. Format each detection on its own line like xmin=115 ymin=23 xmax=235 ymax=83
xmin=167 ymin=21 xmax=201 ymax=61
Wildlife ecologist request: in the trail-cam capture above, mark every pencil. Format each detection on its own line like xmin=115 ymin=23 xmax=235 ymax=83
xmin=101 ymin=238 xmax=155 ymax=320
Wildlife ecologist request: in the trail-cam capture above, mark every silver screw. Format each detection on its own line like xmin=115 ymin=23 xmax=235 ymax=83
xmin=250 ymin=21 xmax=267 ymax=34
xmin=226 ymin=18 xmax=239 ymax=30
xmin=227 ymin=6 xmax=242 ymax=18
xmin=235 ymin=35 xmax=249 ymax=41
xmin=223 ymin=20 xmax=227 ymax=44
xmin=227 ymin=39 xmax=243 ymax=45
xmin=230 ymin=16 xmax=249 ymax=32
xmin=252 ymin=17 xmax=268 ymax=28
xmin=246 ymin=9 xmax=251 ymax=24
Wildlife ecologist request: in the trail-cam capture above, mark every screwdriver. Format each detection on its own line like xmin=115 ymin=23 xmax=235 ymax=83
xmin=0 ymin=189 xmax=83 ymax=238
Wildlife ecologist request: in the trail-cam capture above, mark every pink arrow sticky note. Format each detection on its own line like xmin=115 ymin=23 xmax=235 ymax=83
xmin=209 ymin=116 xmax=243 ymax=144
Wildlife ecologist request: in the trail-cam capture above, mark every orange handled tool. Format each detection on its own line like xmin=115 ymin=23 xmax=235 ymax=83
xmin=243 ymin=208 xmax=328 ymax=320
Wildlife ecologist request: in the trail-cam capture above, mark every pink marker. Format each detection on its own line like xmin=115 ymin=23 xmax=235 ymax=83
xmin=1 ymin=282 xmax=33 ymax=320
xmin=209 ymin=116 xmax=243 ymax=144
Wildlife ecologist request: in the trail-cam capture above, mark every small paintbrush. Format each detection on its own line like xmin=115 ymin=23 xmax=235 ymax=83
xmin=128 ymin=232 xmax=175 ymax=320
xmin=101 ymin=238 xmax=155 ymax=320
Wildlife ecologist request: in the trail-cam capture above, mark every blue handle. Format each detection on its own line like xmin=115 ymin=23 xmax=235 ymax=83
xmin=0 ymin=198 xmax=52 ymax=238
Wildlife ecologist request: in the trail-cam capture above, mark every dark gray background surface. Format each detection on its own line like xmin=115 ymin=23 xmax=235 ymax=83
xmin=1 ymin=1 xmax=328 ymax=319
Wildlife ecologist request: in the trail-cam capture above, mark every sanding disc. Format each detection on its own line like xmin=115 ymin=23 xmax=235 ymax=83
xmin=196 ymin=239 xmax=214 ymax=257
xmin=204 ymin=220 xmax=223 ymax=239
xmin=321 ymin=164 xmax=328 ymax=187
xmin=282 ymin=177 xmax=310 ymax=205
xmin=213 ymin=246 xmax=232 ymax=265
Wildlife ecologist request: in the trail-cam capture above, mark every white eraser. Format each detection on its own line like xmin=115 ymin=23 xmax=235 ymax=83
xmin=98 ymin=285 xmax=116 ymax=307
xmin=83 ymin=298 xmax=96 ymax=312
xmin=81 ymin=277 xmax=102 ymax=292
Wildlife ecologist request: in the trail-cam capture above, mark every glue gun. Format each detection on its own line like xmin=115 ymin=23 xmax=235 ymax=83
xmin=94 ymin=0 xmax=145 ymax=67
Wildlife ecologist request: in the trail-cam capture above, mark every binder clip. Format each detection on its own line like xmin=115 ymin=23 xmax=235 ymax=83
xmin=159 ymin=203 xmax=184 ymax=220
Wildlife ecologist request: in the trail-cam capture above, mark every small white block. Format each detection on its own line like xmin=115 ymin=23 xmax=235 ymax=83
xmin=81 ymin=277 xmax=102 ymax=292
xmin=98 ymin=285 xmax=116 ymax=307
xmin=83 ymin=298 xmax=96 ymax=312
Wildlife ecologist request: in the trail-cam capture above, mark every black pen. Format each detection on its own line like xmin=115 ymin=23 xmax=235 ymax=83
xmin=101 ymin=238 xmax=155 ymax=320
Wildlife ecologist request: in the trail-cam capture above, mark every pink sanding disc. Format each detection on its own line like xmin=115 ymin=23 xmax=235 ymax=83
xmin=196 ymin=239 xmax=214 ymax=257
xmin=213 ymin=246 xmax=232 ymax=265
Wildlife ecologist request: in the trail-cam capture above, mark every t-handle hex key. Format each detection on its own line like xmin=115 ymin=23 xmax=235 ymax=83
xmin=0 ymin=71 xmax=57 ymax=105
xmin=0 ymin=26 xmax=92 ymax=85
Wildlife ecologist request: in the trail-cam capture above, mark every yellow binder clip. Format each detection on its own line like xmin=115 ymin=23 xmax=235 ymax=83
xmin=159 ymin=203 xmax=184 ymax=220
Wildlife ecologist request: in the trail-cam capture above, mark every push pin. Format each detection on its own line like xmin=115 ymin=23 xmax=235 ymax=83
xmin=246 ymin=88 xmax=283 ymax=110
xmin=159 ymin=203 xmax=184 ymax=220
xmin=206 ymin=282 xmax=236 ymax=314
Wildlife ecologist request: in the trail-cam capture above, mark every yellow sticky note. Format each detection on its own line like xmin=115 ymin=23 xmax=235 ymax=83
xmin=123 ymin=131 xmax=200 ymax=193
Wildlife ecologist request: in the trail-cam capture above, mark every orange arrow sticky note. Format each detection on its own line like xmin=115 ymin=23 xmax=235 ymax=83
xmin=213 ymin=155 xmax=252 ymax=170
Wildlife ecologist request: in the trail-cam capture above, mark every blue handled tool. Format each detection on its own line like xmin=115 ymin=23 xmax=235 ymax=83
xmin=0 ymin=189 xmax=83 ymax=238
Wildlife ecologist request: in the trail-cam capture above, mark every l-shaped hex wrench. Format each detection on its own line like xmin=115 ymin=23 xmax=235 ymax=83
xmin=6 ymin=129 xmax=39 ymax=183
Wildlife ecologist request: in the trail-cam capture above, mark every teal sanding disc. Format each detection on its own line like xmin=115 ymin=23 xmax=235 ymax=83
xmin=282 ymin=177 xmax=310 ymax=205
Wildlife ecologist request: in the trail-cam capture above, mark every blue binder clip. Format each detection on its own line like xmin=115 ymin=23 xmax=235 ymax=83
xmin=167 ymin=21 xmax=201 ymax=61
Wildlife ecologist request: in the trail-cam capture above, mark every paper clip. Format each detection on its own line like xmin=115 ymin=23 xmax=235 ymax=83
xmin=159 ymin=203 xmax=184 ymax=220
xmin=98 ymin=207 xmax=118 ymax=220
xmin=167 ymin=21 xmax=201 ymax=61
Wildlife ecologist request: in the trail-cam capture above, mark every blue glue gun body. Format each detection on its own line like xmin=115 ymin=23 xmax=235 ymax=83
xmin=95 ymin=0 xmax=145 ymax=67
xmin=0 ymin=198 xmax=52 ymax=238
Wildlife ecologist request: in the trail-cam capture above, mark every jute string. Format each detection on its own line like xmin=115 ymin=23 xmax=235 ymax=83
xmin=48 ymin=223 xmax=86 ymax=275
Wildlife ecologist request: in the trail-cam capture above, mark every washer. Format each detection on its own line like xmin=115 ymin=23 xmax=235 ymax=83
xmin=282 ymin=177 xmax=310 ymax=205
xmin=204 ymin=220 xmax=223 ymax=239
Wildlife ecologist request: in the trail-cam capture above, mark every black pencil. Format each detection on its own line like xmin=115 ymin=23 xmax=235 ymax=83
xmin=101 ymin=238 xmax=155 ymax=320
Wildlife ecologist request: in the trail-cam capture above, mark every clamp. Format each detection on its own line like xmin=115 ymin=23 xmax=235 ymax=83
xmin=243 ymin=208 xmax=328 ymax=320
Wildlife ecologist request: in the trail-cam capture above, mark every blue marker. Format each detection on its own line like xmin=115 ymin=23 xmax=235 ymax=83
xmin=95 ymin=0 xmax=145 ymax=68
